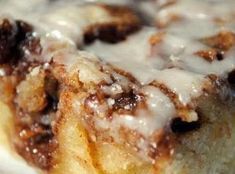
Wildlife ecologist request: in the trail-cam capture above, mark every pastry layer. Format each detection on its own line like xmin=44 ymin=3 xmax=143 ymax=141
xmin=0 ymin=0 xmax=235 ymax=174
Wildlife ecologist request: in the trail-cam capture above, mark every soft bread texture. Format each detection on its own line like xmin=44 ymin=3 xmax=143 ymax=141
xmin=0 ymin=0 xmax=235 ymax=174
xmin=50 ymin=91 xmax=154 ymax=174
xmin=164 ymin=97 xmax=235 ymax=174
xmin=0 ymin=93 xmax=235 ymax=174
xmin=1 ymin=33 xmax=235 ymax=174
xmin=51 ymin=93 xmax=235 ymax=174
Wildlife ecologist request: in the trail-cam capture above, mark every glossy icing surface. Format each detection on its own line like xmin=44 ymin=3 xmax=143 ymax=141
xmin=0 ymin=0 xmax=234 ymax=169
xmin=1 ymin=0 xmax=234 ymax=139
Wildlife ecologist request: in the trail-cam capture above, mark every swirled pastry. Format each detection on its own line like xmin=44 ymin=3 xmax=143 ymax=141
xmin=0 ymin=0 xmax=235 ymax=174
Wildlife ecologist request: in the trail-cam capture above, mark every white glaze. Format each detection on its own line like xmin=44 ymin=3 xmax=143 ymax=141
xmin=0 ymin=0 xmax=232 ymax=139
xmin=0 ymin=0 xmax=118 ymax=45
xmin=0 ymin=0 xmax=235 ymax=170
xmin=156 ymin=0 xmax=235 ymax=24
xmin=85 ymin=0 xmax=235 ymax=138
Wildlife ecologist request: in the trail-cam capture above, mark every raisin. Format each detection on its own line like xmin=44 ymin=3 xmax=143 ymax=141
xmin=44 ymin=75 xmax=59 ymax=112
xmin=113 ymin=90 xmax=140 ymax=111
xmin=171 ymin=117 xmax=200 ymax=133
xmin=15 ymin=20 xmax=33 ymax=42
xmin=0 ymin=19 xmax=40 ymax=65
xmin=0 ymin=19 xmax=17 ymax=64
xmin=32 ymin=130 xmax=54 ymax=144
xmin=228 ymin=69 xmax=235 ymax=85
xmin=216 ymin=51 xmax=224 ymax=61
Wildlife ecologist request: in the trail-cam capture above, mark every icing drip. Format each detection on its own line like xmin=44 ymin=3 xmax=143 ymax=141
xmin=0 ymin=0 xmax=234 ymax=160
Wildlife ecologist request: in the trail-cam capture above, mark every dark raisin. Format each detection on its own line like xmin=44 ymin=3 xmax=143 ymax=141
xmin=44 ymin=75 xmax=59 ymax=112
xmin=0 ymin=19 xmax=17 ymax=64
xmin=45 ymin=76 xmax=59 ymax=100
xmin=171 ymin=117 xmax=200 ymax=133
xmin=45 ymin=95 xmax=58 ymax=112
xmin=0 ymin=19 xmax=40 ymax=65
xmin=113 ymin=90 xmax=140 ymax=111
xmin=32 ymin=130 xmax=54 ymax=144
xmin=216 ymin=51 xmax=224 ymax=61
xmin=15 ymin=20 xmax=33 ymax=42
xmin=16 ymin=20 xmax=41 ymax=59
xmin=228 ymin=69 xmax=235 ymax=85
xmin=84 ymin=25 xmax=121 ymax=44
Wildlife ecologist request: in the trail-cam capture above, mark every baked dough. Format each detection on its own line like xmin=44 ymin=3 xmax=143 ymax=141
xmin=0 ymin=0 xmax=235 ymax=174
